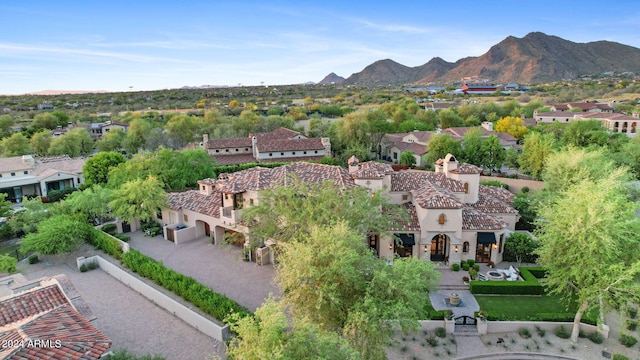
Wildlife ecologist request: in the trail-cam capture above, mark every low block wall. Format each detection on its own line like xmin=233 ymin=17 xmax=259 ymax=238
xmin=486 ymin=320 xmax=598 ymax=335
xmin=77 ymin=255 xmax=230 ymax=341
xmin=480 ymin=176 xmax=544 ymax=193
xmin=418 ymin=319 xmax=448 ymax=331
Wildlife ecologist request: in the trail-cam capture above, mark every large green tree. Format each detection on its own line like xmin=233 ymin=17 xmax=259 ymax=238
xmin=60 ymin=185 xmax=113 ymax=223
xmin=536 ymin=169 xmax=640 ymax=342
xmin=109 ymin=175 xmax=167 ymax=223
xmin=0 ymin=133 xmax=31 ymax=157
xmin=30 ymin=130 xmax=52 ymax=157
xmin=423 ymin=133 xmax=462 ymax=165
xmin=96 ymin=128 xmax=126 ymax=152
xmin=480 ymin=134 xmax=505 ymax=171
xmin=0 ymin=193 xmax=12 ymax=218
xmin=519 ymin=132 xmax=558 ymax=180
xmin=0 ymin=115 xmax=15 ymax=138
xmin=541 ymin=147 xmax=616 ymax=195
xmin=48 ymin=128 xmax=93 ymax=157
xmin=461 ymin=127 xmax=484 ymax=166
xmin=241 ymin=181 xmax=440 ymax=359
xmin=227 ymin=297 xmax=362 ymax=360
xmin=83 ymin=151 xmax=126 ymax=186
xmin=20 ymin=214 xmax=92 ymax=254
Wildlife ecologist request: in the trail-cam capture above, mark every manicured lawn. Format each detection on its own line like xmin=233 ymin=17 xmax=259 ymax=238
xmin=475 ymin=294 xmax=598 ymax=324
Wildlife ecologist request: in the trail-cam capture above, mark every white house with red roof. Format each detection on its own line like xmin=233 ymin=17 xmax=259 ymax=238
xmin=200 ymin=127 xmax=331 ymax=165
xmin=161 ymin=154 xmax=518 ymax=266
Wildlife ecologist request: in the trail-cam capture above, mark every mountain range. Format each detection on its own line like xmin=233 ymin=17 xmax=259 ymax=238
xmin=320 ymin=32 xmax=640 ymax=86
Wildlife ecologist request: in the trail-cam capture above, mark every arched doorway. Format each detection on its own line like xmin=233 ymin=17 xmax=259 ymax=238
xmin=430 ymin=234 xmax=448 ymax=261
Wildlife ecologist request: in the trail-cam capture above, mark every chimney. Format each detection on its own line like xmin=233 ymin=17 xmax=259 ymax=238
xmin=481 ymin=121 xmax=493 ymax=132
xmin=347 ymin=155 xmax=359 ymax=174
xmin=22 ymin=155 xmax=35 ymax=167
xmin=202 ymin=134 xmax=209 ymax=146
xmin=633 ymin=113 xmax=639 ymax=118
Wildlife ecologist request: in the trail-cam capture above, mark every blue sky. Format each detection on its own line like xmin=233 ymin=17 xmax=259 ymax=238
xmin=1 ymin=1 xmax=639 ymax=94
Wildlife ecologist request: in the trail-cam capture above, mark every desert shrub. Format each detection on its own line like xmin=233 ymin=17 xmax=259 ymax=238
xmin=79 ymin=260 xmax=98 ymax=273
xmin=587 ymin=331 xmax=604 ymax=344
xmin=451 ymin=263 xmax=460 ymax=271
xmin=627 ymin=307 xmax=638 ymax=319
xmin=0 ymin=254 xmax=17 ymax=273
xmin=554 ymin=326 xmax=571 ymax=339
xmin=480 ymin=180 xmax=508 ymax=189
xmin=625 ymin=320 xmax=637 ymax=331
xmin=518 ymin=328 xmax=531 ymax=339
xmin=426 ymin=335 xmax=438 ymax=347
xmin=618 ymin=334 xmax=637 ymax=348
xmin=535 ymin=325 xmax=546 ymax=337
xmin=28 ymin=254 xmax=39 ymax=264
xmin=0 ymin=223 xmax=16 ymax=241
xmin=462 ymin=263 xmax=470 ymax=271
xmin=613 ymin=354 xmax=629 ymax=360
xmin=46 ymin=188 xmax=77 ymax=202
xmin=435 ymin=327 xmax=446 ymax=338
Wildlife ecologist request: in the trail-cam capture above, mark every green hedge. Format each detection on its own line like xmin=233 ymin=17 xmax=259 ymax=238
xmin=88 ymin=229 xmax=124 ymax=260
xmin=122 ymin=249 xmax=250 ymax=325
xmin=470 ymin=267 xmax=544 ymax=295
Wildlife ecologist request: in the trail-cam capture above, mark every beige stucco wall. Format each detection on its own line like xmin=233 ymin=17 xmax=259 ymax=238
xmin=480 ymin=176 xmax=544 ymax=193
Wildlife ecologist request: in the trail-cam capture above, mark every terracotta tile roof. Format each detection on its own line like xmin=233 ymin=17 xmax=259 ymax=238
xmin=551 ymin=104 xmax=569 ymax=111
xmin=473 ymin=194 xmax=518 ymax=214
xmin=390 ymin=172 xmax=465 ymax=192
xmin=0 ymin=156 xmax=85 ymax=176
xmin=449 ymin=163 xmax=482 ymax=174
xmin=478 ymin=185 xmax=515 ymax=203
xmin=0 ymin=285 xmax=68 ymax=326
xmin=167 ymin=190 xmax=221 ymax=217
xmin=388 ymin=203 xmax=421 ymax=231
xmin=388 ymin=141 xmax=428 ymax=155
xmin=256 ymin=138 xmax=325 ymax=152
xmin=206 ymin=138 xmax=252 ymax=149
xmin=462 ymin=207 xmax=507 ymax=230
xmin=351 ymin=161 xmax=394 ymax=179
xmin=1 ymin=305 xmax=111 ymax=360
xmin=213 ymin=162 xmax=356 ymax=194
xmin=411 ymin=183 xmax=464 ymax=209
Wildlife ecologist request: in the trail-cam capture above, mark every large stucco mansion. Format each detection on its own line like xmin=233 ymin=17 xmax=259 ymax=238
xmin=161 ymin=154 xmax=519 ymax=266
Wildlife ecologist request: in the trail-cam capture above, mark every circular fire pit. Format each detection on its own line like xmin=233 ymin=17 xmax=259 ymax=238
xmin=486 ymin=271 xmax=504 ymax=280
xmin=449 ymin=292 xmax=460 ymax=306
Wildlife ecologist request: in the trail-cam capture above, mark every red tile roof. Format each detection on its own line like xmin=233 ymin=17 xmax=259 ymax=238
xmin=449 ymin=163 xmax=482 ymax=174
xmin=1 ymin=305 xmax=111 ymax=360
xmin=411 ymin=183 xmax=464 ymax=209
xmin=167 ymin=190 xmax=221 ymax=218
xmin=206 ymin=138 xmax=252 ymax=148
xmin=250 ymin=127 xmax=302 ymax=141
xmin=350 ymin=161 xmax=394 ymax=179
xmin=462 ymin=207 xmax=507 ymax=230
xmin=390 ymin=172 xmax=465 ymax=192
xmin=388 ymin=203 xmax=421 ymax=231
xmin=0 ymin=280 xmax=111 ymax=360
xmin=0 ymin=285 xmax=68 ymax=326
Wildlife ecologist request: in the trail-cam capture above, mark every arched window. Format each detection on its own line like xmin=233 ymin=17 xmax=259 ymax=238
xmin=463 ymin=241 xmax=469 ymax=253
xmin=438 ymin=214 xmax=446 ymax=225
xmin=464 ymin=183 xmax=469 ymax=194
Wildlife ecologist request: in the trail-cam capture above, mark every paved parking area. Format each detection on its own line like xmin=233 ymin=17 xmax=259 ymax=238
xmin=127 ymin=232 xmax=280 ymax=312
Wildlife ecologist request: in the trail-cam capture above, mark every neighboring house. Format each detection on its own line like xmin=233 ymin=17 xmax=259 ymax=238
xmin=381 ymin=124 xmax=518 ymax=165
xmin=200 ymin=127 xmax=331 ymax=165
xmin=0 ymin=155 xmax=85 ymax=202
xmin=534 ymin=110 xmax=640 ymax=136
xmin=37 ymin=102 xmax=54 ymax=110
xmin=461 ymin=84 xmax=498 ymax=95
xmin=550 ymin=101 xmax=614 ymax=113
xmin=86 ymin=120 xmax=129 ymax=140
xmin=160 ymin=154 xmax=518 ymax=266
xmin=0 ymin=274 xmax=111 ymax=359
xmin=381 ymin=131 xmax=432 ymax=166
